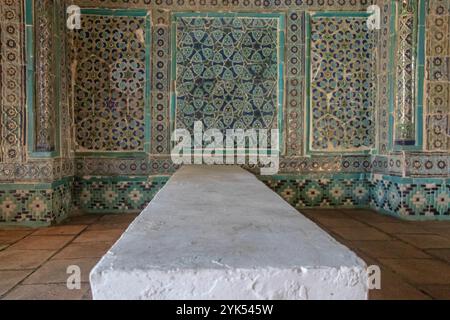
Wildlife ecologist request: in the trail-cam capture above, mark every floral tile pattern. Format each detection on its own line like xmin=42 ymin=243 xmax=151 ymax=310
xmin=73 ymin=176 xmax=169 ymax=213
xmin=260 ymin=174 xmax=370 ymax=208
xmin=261 ymin=174 xmax=450 ymax=218
xmin=0 ymin=179 xmax=73 ymax=225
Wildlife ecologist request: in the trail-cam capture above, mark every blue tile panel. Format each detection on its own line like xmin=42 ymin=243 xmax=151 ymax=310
xmin=260 ymin=174 xmax=450 ymax=219
xmin=72 ymin=176 xmax=169 ymax=213
xmin=0 ymin=178 xmax=73 ymax=226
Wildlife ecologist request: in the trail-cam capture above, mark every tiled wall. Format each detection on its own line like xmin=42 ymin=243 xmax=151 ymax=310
xmin=73 ymin=176 xmax=168 ymax=213
xmin=261 ymin=173 xmax=449 ymax=219
xmin=173 ymin=13 xmax=283 ymax=139
xmin=71 ymin=12 xmax=151 ymax=153
xmin=426 ymin=0 xmax=450 ymax=151
xmin=308 ymin=13 xmax=376 ymax=153
xmin=0 ymin=178 xmax=73 ymax=226
xmin=369 ymin=174 xmax=450 ymax=219
xmin=259 ymin=174 xmax=371 ymax=208
xmin=0 ymin=0 xmax=449 ymax=224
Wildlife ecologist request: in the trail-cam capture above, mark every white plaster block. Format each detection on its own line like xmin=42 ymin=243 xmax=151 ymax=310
xmin=90 ymin=165 xmax=368 ymax=300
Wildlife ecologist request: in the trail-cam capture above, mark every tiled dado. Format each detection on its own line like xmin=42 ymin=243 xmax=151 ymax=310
xmin=370 ymin=174 xmax=450 ymax=219
xmin=73 ymin=176 xmax=169 ymax=213
xmin=0 ymin=178 xmax=73 ymax=226
xmin=259 ymin=174 xmax=371 ymax=208
xmin=260 ymin=173 xmax=450 ymax=219
xmin=0 ymin=172 xmax=448 ymax=221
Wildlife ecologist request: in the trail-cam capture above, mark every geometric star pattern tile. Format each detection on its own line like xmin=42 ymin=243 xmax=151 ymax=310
xmin=309 ymin=15 xmax=375 ymax=152
xmin=174 ymin=14 xmax=282 ymax=139
xmin=71 ymin=14 xmax=149 ymax=152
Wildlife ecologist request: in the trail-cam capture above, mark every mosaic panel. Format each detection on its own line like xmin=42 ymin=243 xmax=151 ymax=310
xmin=394 ymin=0 xmax=417 ymax=145
xmin=74 ymin=157 xmax=178 ymax=176
xmin=375 ymin=0 xmax=395 ymax=154
xmin=370 ymin=174 xmax=450 ymax=218
xmin=259 ymin=174 xmax=371 ymax=208
xmin=426 ymin=0 xmax=450 ymax=151
xmin=151 ymin=10 xmax=171 ymax=155
xmin=370 ymin=153 xmax=450 ymax=177
xmin=58 ymin=0 xmax=72 ymax=158
xmin=173 ymin=14 xmax=283 ymax=142
xmin=34 ymin=0 xmax=56 ymax=152
xmin=261 ymin=173 xmax=450 ymax=219
xmin=70 ymin=0 xmax=374 ymax=11
xmin=0 ymin=178 xmax=73 ymax=225
xmin=70 ymin=12 xmax=150 ymax=153
xmin=285 ymin=11 xmax=306 ymax=156
xmin=0 ymin=158 xmax=75 ymax=182
xmin=74 ymin=155 xmax=371 ymax=176
xmin=0 ymin=0 xmax=25 ymax=162
xmin=73 ymin=176 xmax=169 ymax=213
xmin=309 ymin=14 xmax=376 ymax=153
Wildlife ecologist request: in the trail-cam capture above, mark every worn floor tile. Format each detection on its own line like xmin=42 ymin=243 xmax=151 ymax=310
xmin=414 ymin=221 xmax=450 ymax=229
xmin=0 ymin=270 xmax=32 ymax=296
xmin=23 ymin=258 xmax=99 ymax=284
xmin=82 ymin=287 xmax=93 ymax=300
xmin=62 ymin=215 xmax=102 ymax=225
xmin=369 ymin=270 xmax=431 ymax=300
xmin=51 ymin=242 xmax=113 ymax=260
xmin=87 ymin=222 xmax=130 ymax=231
xmin=301 ymin=209 xmax=348 ymax=219
xmin=357 ymin=254 xmax=431 ymax=300
xmin=419 ymin=285 xmax=450 ymax=300
xmin=0 ymin=250 xmax=55 ymax=270
xmin=9 ymin=235 xmax=74 ymax=250
xmin=425 ymin=249 xmax=450 ymax=263
xmin=330 ymin=227 xmax=391 ymax=241
xmin=97 ymin=213 xmax=139 ymax=225
xmin=342 ymin=210 xmax=399 ymax=223
xmin=349 ymin=241 xmax=430 ymax=259
xmin=3 ymin=283 xmax=90 ymax=300
xmin=370 ymin=222 xmax=432 ymax=234
xmin=32 ymin=225 xmax=87 ymax=236
xmin=379 ymin=259 xmax=450 ymax=285
xmin=73 ymin=229 xmax=124 ymax=243
xmin=0 ymin=230 xmax=34 ymax=245
xmin=421 ymin=229 xmax=450 ymax=240
xmin=1 ymin=209 xmax=448 ymax=300
xmin=395 ymin=234 xmax=450 ymax=249
xmin=312 ymin=217 xmax=367 ymax=228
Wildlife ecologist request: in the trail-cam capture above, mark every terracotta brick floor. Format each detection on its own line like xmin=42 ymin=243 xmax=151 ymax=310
xmin=0 ymin=209 xmax=449 ymax=300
